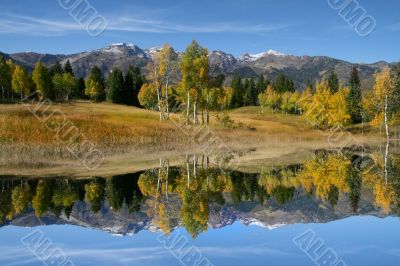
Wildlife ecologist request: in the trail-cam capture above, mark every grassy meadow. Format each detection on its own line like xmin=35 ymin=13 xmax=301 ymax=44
xmin=0 ymin=101 xmax=382 ymax=176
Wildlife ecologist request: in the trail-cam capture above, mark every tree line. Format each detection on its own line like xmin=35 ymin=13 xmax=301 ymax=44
xmin=2 ymin=41 xmax=399 ymax=130
xmin=257 ymin=65 xmax=400 ymax=129
xmin=137 ymin=40 xmax=400 ymax=130
xmin=0 ymin=56 xmax=145 ymax=107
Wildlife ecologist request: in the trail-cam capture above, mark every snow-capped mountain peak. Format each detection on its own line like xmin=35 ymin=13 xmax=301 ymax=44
xmin=266 ymin=49 xmax=286 ymax=56
xmin=239 ymin=49 xmax=286 ymax=61
xmin=240 ymin=217 xmax=287 ymax=230
xmin=109 ymin=42 xmax=135 ymax=47
xmin=101 ymin=43 xmax=140 ymax=53
xmin=145 ymin=46 xmax=162 ymax=58
xmin=96 ymin=43 xmax=149 ymax=59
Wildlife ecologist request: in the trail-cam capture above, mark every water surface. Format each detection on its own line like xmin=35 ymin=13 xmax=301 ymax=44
xmin=1 ymin=150 xmax=399 ymax=265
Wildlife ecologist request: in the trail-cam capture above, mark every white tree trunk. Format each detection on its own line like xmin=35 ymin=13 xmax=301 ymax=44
xmin=165 ymin=159 xmax=169 ymax=200
xmin=157 ymin=158 xmax=161 ymax=201
xmin=165 ymin=79 xmax=169 ymax=118
xmin=193 ymin=97 xmax=198 ymax=125
xmin=186 ymin=91 xmax=190 ymax=126
xmin=156 ymin=86 xmax=163 ymax=120
xmin=384 ymin=94 xmax=389 ymax=183
xmin=186 ymin=154 xmax=190 ymax=188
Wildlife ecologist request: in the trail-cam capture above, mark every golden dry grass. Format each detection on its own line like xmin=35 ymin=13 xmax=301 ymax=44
xmin=0 ymin=102 xmax=381 ymax=176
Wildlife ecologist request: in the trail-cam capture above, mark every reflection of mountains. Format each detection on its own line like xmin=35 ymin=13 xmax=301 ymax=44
xmin=4 ymin=191 xmax=387 ymax=236
xmin=1 ymin=182 xmax=389 ymax=236
xmin=1 ymin=151 xmax=399 ymax=237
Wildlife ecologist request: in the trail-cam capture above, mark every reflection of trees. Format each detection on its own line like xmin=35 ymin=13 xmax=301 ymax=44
xmin=52 ymin=181 xmax=79 ymax=218
xmin=177 ymin=160 xmax=209 ymax=238
xmin=0 ymin=174 xmax=146 ymax=222
xmin=258 ymin=151 xmax=400 ymax=213
xmin=179 ymin=185 xmax=208 ymax=238
xmin=327 ymin=185 xmax=339 ymax=208
xmin=271 ymin=186 xmax=295 ymax=205
xmin=138 ymin=160 xmax=271 ymax=237
xmin=85 ymin=178 xmax=105 ymax=213
xmin=298 ymin=153 xmax=350 ymax=200
xmin=32 ymin=180 xmax=53 ymax=218
xmin=138 ymin=159 xmax=180 ymax=234
xmin=12 ymin=183 xmax=33 ymax=215
xmin=258 ymin=165 xmax=299 ymax=204
xmin=106 ymin=173 xmax=144 ymax=212
xmin=231 ymin=172 xmax=269 ymax=205
xmin=363 ymin=151 xmax=400 ymax=213
xmin=2 ymin=151 xmax=400 ymax=235
xmin=0 ymin=187 xmax=12 ymax=222
xmin=347 ymin=156 xmax=362 ymax=212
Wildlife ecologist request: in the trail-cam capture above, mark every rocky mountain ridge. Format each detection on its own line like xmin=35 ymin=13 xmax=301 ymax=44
xmin=1 ymin=43 xmax=392 ymax=89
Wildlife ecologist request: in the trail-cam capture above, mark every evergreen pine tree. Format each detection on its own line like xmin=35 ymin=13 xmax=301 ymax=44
xmin=249 ymin=77 xmax=258 ymax=105
xmin=273 ymin=74 xmax=295 ymax=93
xmin=327 ymin=71 xmax=339 ymax=93
xmin=124 ymin=66 xmax=145 ymax=106
xmin=0 ymin=56 xmax=12 ymax=101
xmin=73 ymin=77 xmax=86 ymax=99
xmin=63 ymin=60 xmax=74 ymax=76
xmin=107 ymin=68 xmax=125 ymax=103
xmin=243 ymin=79 xmax=251 ymax=106
xmin=231 ymin=74 xmax=243 ymax=107
xmin=124 ymin=70 xmax=134 ymax=105
xmin=50 ymin=61 xmax=64 ymax=77
xmin=347 ymin=66 xmax=362 ymax=123
xmin=256 ymin=75 xmax=266 ymax=95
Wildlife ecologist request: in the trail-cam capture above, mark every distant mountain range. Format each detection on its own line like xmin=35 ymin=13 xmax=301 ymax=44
xmin=1 ymin=43 xmax=392 ymax=90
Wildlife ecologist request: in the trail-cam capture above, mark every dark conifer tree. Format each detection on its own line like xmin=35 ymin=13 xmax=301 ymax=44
xmin=243 ymin=79 xmax=251 ymax=106
xmin=242 ymin=77 xmax=258 ymax=106
xmin=49 ymin=61 xmax=64 ymax=77
xmin=73 ymin=77 xmax=86 ymax=99
xmin=347 ymin=66 xmax=362 ymax=123
xmin=121 ymin=66 xmax=146 ymax=106
xmin=63 ymin=60 xmax=74 ymax=76
xmin=0 ymin=55 xmax=12 ymax=101
xmin=231 ymin=74 xmax=243 ymax=107
xmin=256 ymin=75 xmax=266 ymax=95
xmin=327 ymin=71 xmax=339 ymax=93
xmin=273 ymin=74 xmax=295 ymax=93
xmin=107 ymin=68 xmax=125 ymax=104
xmin=249 ymin=77 xmax=258 ymax=105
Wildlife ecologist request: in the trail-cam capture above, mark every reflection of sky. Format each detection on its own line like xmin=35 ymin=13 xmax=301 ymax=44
xmin=1 ymin=216 xmax=399 ymax=266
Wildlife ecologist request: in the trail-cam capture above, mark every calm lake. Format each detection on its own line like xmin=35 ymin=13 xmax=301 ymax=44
xmin=1 ymin=150 xmax=400 ymax=266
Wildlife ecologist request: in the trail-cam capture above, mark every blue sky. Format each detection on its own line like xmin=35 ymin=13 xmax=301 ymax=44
xmin=0 ymin=0 xmax=399 ymax=63
xmin=1 ymin=217 xmax=400 ymax=266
